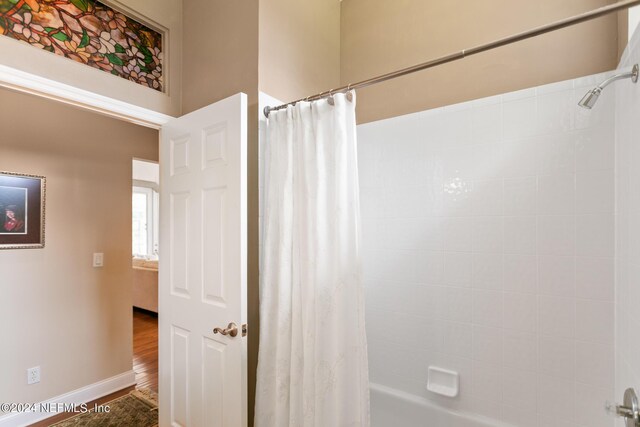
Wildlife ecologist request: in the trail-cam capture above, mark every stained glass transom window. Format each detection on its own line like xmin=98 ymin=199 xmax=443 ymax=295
xmin=0 ymin=0 xmax=163 ymax=91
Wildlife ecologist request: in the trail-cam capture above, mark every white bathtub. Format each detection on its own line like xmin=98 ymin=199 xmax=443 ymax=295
xmin=371 ymin=383 xmax=510 ymax=427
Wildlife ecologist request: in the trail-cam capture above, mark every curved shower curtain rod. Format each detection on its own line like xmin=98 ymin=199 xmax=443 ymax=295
xmin=263 ymin=0 xmax=640 ymax=118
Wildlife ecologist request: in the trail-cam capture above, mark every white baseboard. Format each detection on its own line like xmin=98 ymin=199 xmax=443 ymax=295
xmin=0 ymin=370 xmax=136 ymax=427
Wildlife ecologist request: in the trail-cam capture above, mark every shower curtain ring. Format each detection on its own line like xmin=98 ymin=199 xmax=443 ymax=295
xmin=346 ymin=84 xmax=354 ymax=102
xmin=328 ymin=89 xmax=335 ymax=106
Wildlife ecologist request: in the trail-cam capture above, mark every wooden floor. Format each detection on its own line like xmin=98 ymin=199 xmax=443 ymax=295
xmin=133 ymin=308 xmax=159 ymax=392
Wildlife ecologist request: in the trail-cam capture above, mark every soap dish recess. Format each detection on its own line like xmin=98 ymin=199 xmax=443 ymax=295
xmin=426 ymin=366 xmax=459 ymax=397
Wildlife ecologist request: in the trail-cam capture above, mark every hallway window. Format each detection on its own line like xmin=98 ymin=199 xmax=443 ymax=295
xmin=133 ymin=186 xmax=158 ymax=258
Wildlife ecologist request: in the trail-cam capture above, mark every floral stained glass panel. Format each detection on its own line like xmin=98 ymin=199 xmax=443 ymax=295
xmin=0 ymin=0 xmax=163 ymax=91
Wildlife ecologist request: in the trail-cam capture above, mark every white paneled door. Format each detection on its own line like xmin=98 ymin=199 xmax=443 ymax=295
xmin=159 ymin=93 xmax=248 ymax=427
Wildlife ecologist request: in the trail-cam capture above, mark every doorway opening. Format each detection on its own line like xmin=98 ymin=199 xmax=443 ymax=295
xmin=132 ymin=159 xmax=160 ymax=393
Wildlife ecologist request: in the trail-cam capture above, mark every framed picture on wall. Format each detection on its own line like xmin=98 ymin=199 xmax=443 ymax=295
xmin=0 ymin=172 xmax=46 ymax=250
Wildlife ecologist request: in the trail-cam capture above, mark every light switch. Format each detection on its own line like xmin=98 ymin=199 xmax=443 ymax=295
xmin=93 ymin=253 xmax=104 ymax=267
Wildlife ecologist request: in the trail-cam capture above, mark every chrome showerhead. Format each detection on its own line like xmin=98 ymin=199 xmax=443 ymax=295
xmin=578 ymin=64 xmax=639 ymax=109
xmin=578 ymin=88 xmax=601 ymax=109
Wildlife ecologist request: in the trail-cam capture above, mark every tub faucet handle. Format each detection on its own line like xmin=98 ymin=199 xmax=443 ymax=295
xmin=607 ymin=388 xmax=640 ymax=427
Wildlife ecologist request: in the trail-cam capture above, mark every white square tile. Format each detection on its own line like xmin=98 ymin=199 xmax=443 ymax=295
xmin=502 ymin=404 xmax=538 ymax=427
xmin=385 ymin=186 xmax=432 ymax=218
xmin=575 ymin=340 xmax=614 ymax=389
xmin=473 ymin=143 xmax=505 ymax=180
xmin=444 ymin=217 xmax=473 ymax=252
xmin=473 ymin=325 xmax=503 ymax=365
xmin=502 ymin=140 xmax=538 ymax=178
xmin=443 ymin=252 xmax=472 ymax=287
xmin=575 ymin=127 xmax=614 ymax=172
xmin=359 ymin=187 xmax=386 ymax=219
xmin=414 ymin=317 xmax=444 ymax=351
xmin=399 ymin=287 xmax=433 ymax=322
xmin=535 ymin=133 xmax=575 ymax=175
xmin=502 ymin=367 xmax=537 ymax=411
xmin=472 ymin=253 xmax=503 ymax=290
xmin=575 ymin=257 xmax=614 ymax=301
xmin=472 ymin=179 xmax=504 ymax=215
xmin=503 ymin=292 xmax=537 ymax=333
xmin=443 ymin=322 xmax=473 ymax=358
xmin=379 ymin=250 xmax=416 ymax=283
xmin=443 ymin=146 xmax=475 ymax=182
xmin=403 ymin=285 xmax=440 ymax=318
xmin=538 ymin=296 xmax=575 ymax=338
xmin=473 ymin=289 xmax=503 ymax=328
xmin=503 ymin=97 xmax=538 ymax=141
xmin=415 ymin=285 xmax=446 ymax=319
xmin=504 ymin=216 xmax=537 ymax=254
xmin=536 ymin=173 xmax=575 ymax=215
xmin=472 ymin=360 xmax=503 ymax=402
xmin=420 ymin=217 xmax=446 ymax=251
xmin=362 ymin=249 xmax=383 ymax=282
xmin=575 ymin=299 xmax=614 ymax=344
xmin=442 ymin=179 xmax=473 ymax=216
xmin=575 ymin=214 xmax=614 ymax=257
xmin=537 ymin=335 xmax=575 ymax=380
xmin=537 ymin=375 xmax=575 ymax=424
xmin=444 ymin=287 xmax=473 ymax=323
xmin=574 ymin=383 xmax=615 ymax=427
xmin=504 ymin=176 xmax=537 ymax=215
xmin=503 ymin=330 xmax=537 ymax=371
xmin=472 ymin=216 xmax=504 ymax=253
xmin=538 ymin=215 xmax=575 ymax=256
xmin=385 ymin=218 xmax=421 ymax=250
xmin=538 ymin=255 xmax=575 ymax=297
xmin=503 ymin=254 xmax=537 ymax=294
xmin=439 ymin=108 xmax=472 ymax=148
xmin=575 ymin=170 xmax=614 ymax=214
xmin=415 ymin=251 xmax=445 ymax=285
xmin=537 ymin=90 xmax=575 ymax=135
xmin=471 ymin=97 xmax=502 ymax=144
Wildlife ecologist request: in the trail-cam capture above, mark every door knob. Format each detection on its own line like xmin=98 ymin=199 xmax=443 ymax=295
xmin=607 ymin=388 xmax=640 ymax=427
xmin=213 ymin=322 xmax=238 ymax=338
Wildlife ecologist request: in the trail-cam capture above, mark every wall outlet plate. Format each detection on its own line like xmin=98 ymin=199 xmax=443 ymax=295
xmin=27 ymin=366 xmax=40 ymax=385
xmin=93 ymin=253 xmax=104 ymax=267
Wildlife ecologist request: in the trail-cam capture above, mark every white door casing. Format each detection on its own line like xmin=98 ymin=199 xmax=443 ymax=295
xmin=159 ymin=93 xmax=248 ymax=427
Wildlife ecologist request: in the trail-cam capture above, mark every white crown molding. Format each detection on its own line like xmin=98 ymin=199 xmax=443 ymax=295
xmin=0 ymin=370 xmax=136 ymax=427
xmin=0 ymin=64 xmax=173 ymax=129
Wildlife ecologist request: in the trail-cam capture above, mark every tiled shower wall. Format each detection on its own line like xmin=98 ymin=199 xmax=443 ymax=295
xmin=358 ymin=75 xmax=616 ymax=427
xmin=615 ymin=27 xmax=640 ymax=426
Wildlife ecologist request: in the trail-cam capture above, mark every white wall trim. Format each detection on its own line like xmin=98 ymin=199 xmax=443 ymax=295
xmin=0 ymin=370 xmax=136 ymax=427
xmin=0 ymin=64 xmax=173 ymax=129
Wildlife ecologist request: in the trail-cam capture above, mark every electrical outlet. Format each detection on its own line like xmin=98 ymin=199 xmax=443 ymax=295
xmin=27 ymin=366 xmax=40 ymax=385
xmin=93 ymin=253 xmax=104 ymax=267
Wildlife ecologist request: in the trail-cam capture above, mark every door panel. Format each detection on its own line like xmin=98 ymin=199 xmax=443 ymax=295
xmin=159 ymin=93 xmax=248 ymax=427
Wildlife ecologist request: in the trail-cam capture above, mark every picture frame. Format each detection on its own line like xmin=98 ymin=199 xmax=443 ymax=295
xmin=0 ymin=172 xmax=46 ymax=250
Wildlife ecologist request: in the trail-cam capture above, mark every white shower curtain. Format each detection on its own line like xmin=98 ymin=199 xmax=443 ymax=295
xmin=255 ymin=92 xmax=370 ymax=427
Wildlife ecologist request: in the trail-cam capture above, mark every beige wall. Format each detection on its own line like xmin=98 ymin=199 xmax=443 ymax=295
xmin=0 ymin=88 xmax=158 ymax=404
xmin=182 ymin=0 xmax=259 ymax=113
xmin=341 ymin=0 xmax=621 ymax=123
xmin=259 ymin=0 xmax=341 ymax=102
